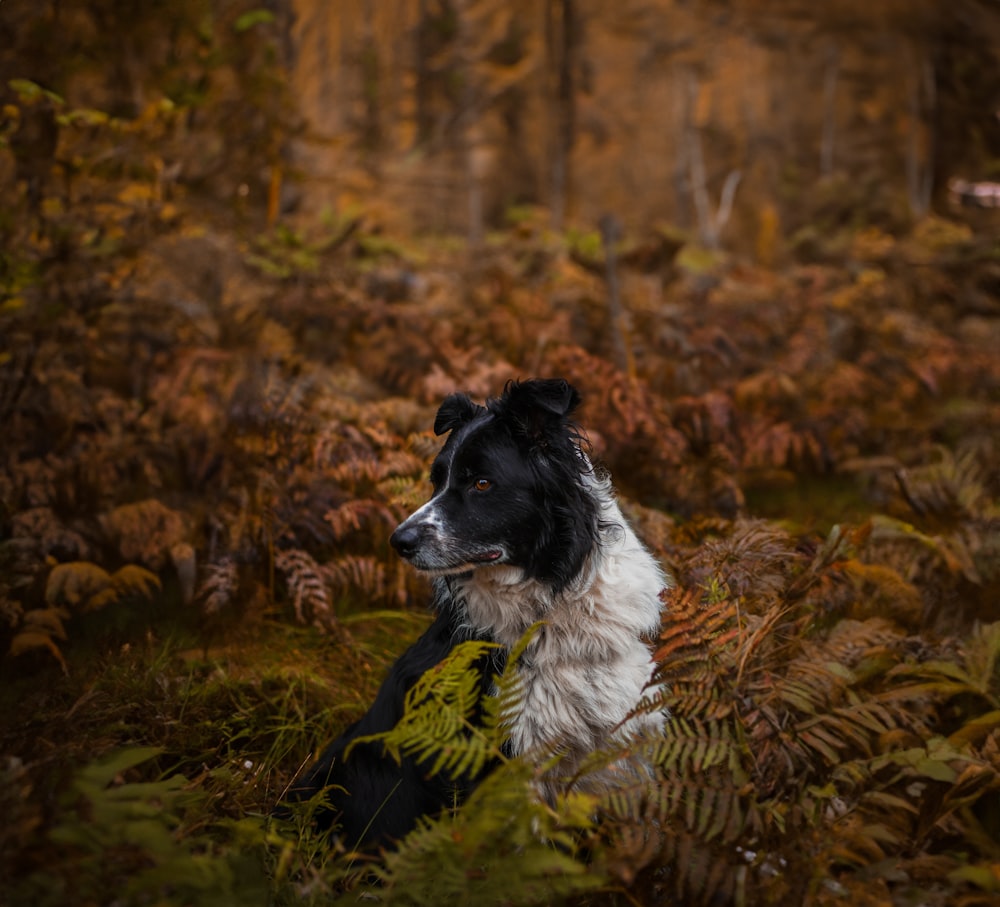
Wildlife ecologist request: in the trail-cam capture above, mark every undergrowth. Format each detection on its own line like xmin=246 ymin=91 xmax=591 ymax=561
xmin=1 ymin=36 xmax=1000 ymax=907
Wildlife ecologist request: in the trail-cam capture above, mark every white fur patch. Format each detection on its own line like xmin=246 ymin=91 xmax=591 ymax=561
xmin=445 ymin=471 xmax=668 ymax=792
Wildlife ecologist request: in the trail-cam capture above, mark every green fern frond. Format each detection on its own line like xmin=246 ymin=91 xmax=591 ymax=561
xmin=350 ymin=639 xmax=504 ymax=781
xmin=481 ymin=620 xmax=543 ymax=737
xmin=374 ymin=760 xmax=602 ymax=906
xmin=648 ymin=717 xmax=744 ymax=777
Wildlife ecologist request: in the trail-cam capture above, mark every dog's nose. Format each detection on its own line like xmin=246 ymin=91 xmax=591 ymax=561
xmin=390 ymin=523 xmax=422 ymax=559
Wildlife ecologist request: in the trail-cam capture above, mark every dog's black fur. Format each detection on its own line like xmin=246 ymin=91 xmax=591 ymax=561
xmin=278 ymin=379 xmax=655 ymax=849
xmin=281 ymin=607 xmax=504 ymax=847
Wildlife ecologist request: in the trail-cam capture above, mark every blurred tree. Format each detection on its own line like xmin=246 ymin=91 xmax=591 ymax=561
xmin=545 ymin=0 xmax=577 ymax=229
xmin=7 ymin=0 xmax=997 ymax=242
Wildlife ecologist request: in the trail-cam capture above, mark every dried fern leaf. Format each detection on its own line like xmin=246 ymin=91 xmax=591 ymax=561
xmin=46 ymin=562 xmax=111 ymax=608
xmin=99 ymin=499 xmax=185 ymax=570
xmin=85 ymin=565 xmax=161 ymax=612
xmin=20 ymin=606 xmax=70 ymax=640
xmin=324 ymin=554 xmax=387 ymax=603
xmin=948 ymin=710 xmax=1000 ymax=749
xmin=323 ymin=499 xmax=396 ymax=541
xmin=275 ymin=548 xmax=331 ymax=624
xmin=8 ymin=628 xmax=68 ymax=672
xmin=197 ymin=559 xmax=238 ymax=615
xmin=870 ymin=514 xmax=981 ymax=583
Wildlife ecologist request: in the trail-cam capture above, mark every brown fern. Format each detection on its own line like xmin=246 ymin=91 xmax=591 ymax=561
xmin=197 ymin=559 xmax=239 ymax=615
xmin=98 ymin=499 xmax=187 ymax=571
xmin=324 ymin=555 xmax=389 ymax=607
xmin=275 ymin=548 xmax=333 ymax=628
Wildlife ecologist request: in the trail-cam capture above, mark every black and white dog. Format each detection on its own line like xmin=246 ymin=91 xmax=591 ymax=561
xmin=281 ymin=379 xmax=666 ymax=848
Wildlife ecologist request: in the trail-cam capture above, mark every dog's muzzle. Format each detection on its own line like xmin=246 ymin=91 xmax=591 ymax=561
xmin=390 ymin=522 xmax=424 ymax=560
xmin=390 ymin=515 xmax=504 ymax=572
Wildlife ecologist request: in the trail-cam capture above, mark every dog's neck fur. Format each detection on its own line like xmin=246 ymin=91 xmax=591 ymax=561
xmin=440 ymin=473 xmax=667 ymax=780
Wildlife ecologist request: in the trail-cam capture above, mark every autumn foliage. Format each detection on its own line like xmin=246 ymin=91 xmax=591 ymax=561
xmin=2 ymin=14 xmax=1000 ymax=907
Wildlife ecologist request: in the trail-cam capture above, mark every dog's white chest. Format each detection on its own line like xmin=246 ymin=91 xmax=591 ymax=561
xmin=452 ymin=502 xmax=667 ymax=767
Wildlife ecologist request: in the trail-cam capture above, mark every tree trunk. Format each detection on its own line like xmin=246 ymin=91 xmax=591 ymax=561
xmin=414 ymin=0 xmax=432 ymax=147
xmin=546 ymin=0 xmax=576 ymax=230
xmin=906 ymin=48 xmax=936 ymax=218
xmin=820 ymin=40 xmax=840 ymax=177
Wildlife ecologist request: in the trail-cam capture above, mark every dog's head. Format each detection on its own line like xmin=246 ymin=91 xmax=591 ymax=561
xmin=390 ymin=379 xmax=600 ymax=590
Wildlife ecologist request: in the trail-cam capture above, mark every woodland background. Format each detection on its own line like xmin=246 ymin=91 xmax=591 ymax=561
xmin=1 ymin=1 xmax=999 ymax=905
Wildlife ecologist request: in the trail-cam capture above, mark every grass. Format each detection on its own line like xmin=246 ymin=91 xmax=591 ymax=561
xmin=743 ymin=472 xmax=874 ymax=533
xmin=0 ymin=605 xmax=431 ymax=906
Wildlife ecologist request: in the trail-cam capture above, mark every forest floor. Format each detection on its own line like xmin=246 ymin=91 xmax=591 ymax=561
xmin=2 ymin=147 xmax=1000 ymax=905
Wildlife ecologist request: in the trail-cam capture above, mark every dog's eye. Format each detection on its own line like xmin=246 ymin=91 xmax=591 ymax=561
xmin=471 ymin=478 xmax=492 ymax=492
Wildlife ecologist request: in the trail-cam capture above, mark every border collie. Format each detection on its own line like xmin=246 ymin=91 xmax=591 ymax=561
xmin=280 ymin=379 xmax=667 ymax=848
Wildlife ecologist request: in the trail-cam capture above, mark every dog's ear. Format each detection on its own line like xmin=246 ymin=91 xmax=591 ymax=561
xmin=434 ymin=393 xmax=485 ymax=436
xmin=500 ymin=379 xmax=582 ymax=445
